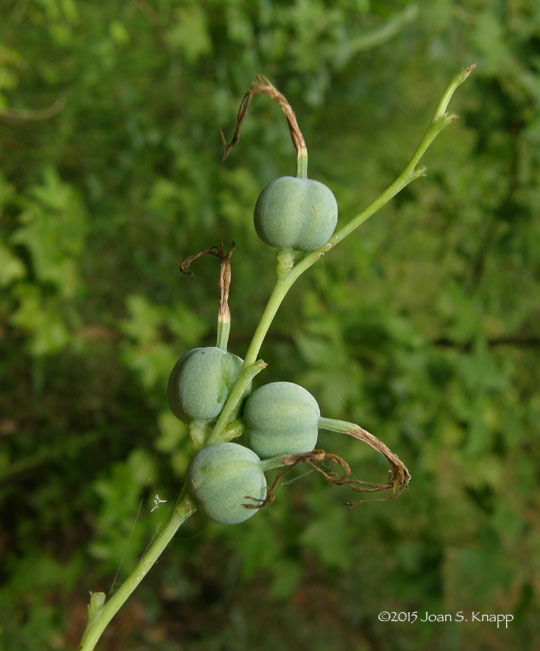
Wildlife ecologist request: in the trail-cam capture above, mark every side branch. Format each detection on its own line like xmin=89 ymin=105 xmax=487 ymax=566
xmin=287 ymin=65 xmax=476 ymax=285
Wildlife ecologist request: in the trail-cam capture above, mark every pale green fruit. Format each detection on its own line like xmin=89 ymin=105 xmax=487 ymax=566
xmin=186 ymin=442 xmax=266 ymax=525
xmin=167 ymin=347 xmax=243 ymax=423
xmin=243 ymin=381 xmax=320 ymax=458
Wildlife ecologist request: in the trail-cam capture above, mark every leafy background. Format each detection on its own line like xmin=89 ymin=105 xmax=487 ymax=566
xmin=1 ymin=1 xmax=539 ymax=649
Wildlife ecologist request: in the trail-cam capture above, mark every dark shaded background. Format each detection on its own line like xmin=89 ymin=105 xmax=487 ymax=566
xmin=1 ymin=1 xmax=539 ymax=649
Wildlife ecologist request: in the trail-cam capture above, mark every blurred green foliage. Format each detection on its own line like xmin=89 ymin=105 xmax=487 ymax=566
xmin=1 ymin=1 xmax=539 ymax=649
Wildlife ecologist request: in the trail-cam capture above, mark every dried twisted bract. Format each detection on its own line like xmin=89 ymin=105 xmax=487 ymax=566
xmin=245 ymin=439 xmax=410 ymax=510
xmin=221 ymin=74 xmax=307 ymax=161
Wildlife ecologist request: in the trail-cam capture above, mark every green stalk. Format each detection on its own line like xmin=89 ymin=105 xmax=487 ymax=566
xmin=318 ymin=417 xmax=358 ymax=433
xmin=221 ymin=419 xmax=245 ymax=442
xmin=216 ymin=316 xmax=230 ymax=351
xmin=78 ymin=489 xmax=196 ymax=651
xmin=244 ymin=274 xmax=290 ymax=365
xmin=188 ymin=420 xmax=210 ymax=450
xmin=296 ymin=150 xmax=308 ymax=178
xmin=205 ymin=359 xmax=267 ymax=445
xmin=259 ymin=454 xmax=293 ymax=472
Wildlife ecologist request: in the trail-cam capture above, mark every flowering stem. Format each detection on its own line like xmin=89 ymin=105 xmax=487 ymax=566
xmin=77 ymin=65 xmax=473 ymax=649
xmin=78 ymin=489 xmax=196 ymax=651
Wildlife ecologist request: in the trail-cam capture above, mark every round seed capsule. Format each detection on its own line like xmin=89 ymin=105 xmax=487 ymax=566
xmin=243 ymin=381 xmax=320 ymax=458
xmin=167 ymin=347 xmax=243 ymax=423
xmin=186 ymin=442 xmax=267 ymax=525
xmin=254 ymin=176 xmax=338 ymax=252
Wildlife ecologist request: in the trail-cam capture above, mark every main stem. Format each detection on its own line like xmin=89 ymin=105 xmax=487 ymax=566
xmin=78 ymin=490 xmax=196 ymax=651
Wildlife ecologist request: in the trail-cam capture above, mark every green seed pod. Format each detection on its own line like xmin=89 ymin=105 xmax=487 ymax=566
xmin=167 ymin=347 xmax=243 ymax=423
xmin=186 ymin=442 xmax=267 ymax=525
xmin=254 ymin=176 xmax=338 ymax=252
xmin=243 ymin=381 xmax=320 ymax=458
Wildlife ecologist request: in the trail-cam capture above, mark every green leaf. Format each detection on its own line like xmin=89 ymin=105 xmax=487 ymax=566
xmin=0 ymin=243 xmax=25 ymax=286
xmin=12 ymin=169 xmax=87 ymax=297
xmin=167 ymin=6 xmax=212 ymax=62
xmin=121 ymin=294 xmax=164 ymax=345
xmin=300 ymin=504 xmax=353 ymax=571
xmin=269 ymin=558 xmax=302 ymax=599
xmin=10 ymin=284 xmax=71 ymax=355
